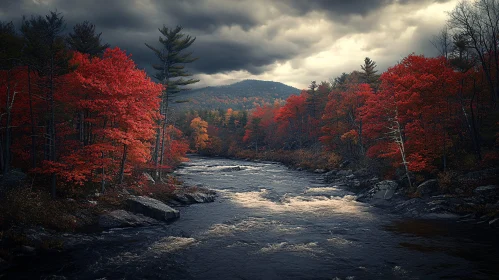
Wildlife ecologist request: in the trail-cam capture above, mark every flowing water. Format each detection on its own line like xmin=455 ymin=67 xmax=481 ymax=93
xmin=4 ymin=156 xmax=499 ymax=279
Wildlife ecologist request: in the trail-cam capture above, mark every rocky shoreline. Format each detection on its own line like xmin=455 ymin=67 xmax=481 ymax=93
xmin=0 ymin=185 xmax=217 ymax=273
xmin=316 ymin=167 xmax=499 ymax=227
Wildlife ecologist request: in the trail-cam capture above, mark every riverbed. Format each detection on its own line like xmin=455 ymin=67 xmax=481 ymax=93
xmin=4 ymin=155 xmax=499 ymax=279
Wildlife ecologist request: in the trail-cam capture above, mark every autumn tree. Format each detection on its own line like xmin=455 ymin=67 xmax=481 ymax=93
xmin=360 ymin=55 xmax=459 ymax=186
xmin=190 ymin=117 xmax=209 ymax=152
xmin=65 ymin=48 xmax=162 ymax=186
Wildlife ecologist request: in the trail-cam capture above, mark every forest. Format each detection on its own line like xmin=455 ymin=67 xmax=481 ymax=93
xmin=0 ymin=0 xmax=499 ymax=271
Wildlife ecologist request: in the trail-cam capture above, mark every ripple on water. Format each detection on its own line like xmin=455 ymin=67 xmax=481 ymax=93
xmin=150 ymin=236 xmax=198 ymax=253
xmin=204 ymin=217 xmax=304 ymax=237
xmin=258 ymin=242 xmax=324 ymax=256
xmin=228 ymin=190 xmax=371 ymax=218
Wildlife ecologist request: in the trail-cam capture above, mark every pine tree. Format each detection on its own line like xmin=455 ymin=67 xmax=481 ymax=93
xmin=21 ymin=11 xmax=73 ymax=198
xmin=360 ymin=57 xmax=380 ymax=91
xmin=67 ymin=21 xmax=109 ymax=56
xmin=145 ymin=25 xmax=199 ymax=179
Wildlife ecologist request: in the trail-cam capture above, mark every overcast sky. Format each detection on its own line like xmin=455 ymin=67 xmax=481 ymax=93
xmin=1 ymin=0 xmax=458 ymax=89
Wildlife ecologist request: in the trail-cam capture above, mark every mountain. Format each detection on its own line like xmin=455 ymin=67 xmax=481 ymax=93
xmin=171 ymin=79 xmax=301 ymax=111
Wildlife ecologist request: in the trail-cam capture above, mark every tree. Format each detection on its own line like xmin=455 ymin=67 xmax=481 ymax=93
xmin=360 ymin=55 xmax=460 ymax=185
xmin=360 ymin=57 xmax=380 ymax=91
xmin=190 ymin=117 xmax=209 ymax=152
xmin=21 ymin=11 xmax=73 ymax=198
xmin=0 ymin=21 xmax=24 ymax=175
xmin=67 ymin=21 xmax=110 ymax=56
xmin=146 ymin=25 xmax=199 ymax=179
xmin=448 ymin=0 xmax=499 ymax=105
xmin=64 ymin=48 xmax=162 ymax=186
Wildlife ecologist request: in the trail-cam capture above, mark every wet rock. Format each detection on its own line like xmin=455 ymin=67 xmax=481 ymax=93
xmin=489 ymin=218 xmax=499 ymax=227
xmin=357 ymin=180 xmax=399 ymax=203
xmin=184 ymin=192 xmax=216 ymax=203
xmin=322 ymin=170 xmax=338 ymax=183
xmin=45 ymin=276 xmax=67 ymax=280
xmin=473 ymin=185 xmax=499 ymax=195
xmin=126 ymin=196 xmax=179 ymax=221
xmin=99 ymin=210 xmax=159 ymax=229
xmin=416 ymin=179 xmax=439 ymax=197
xmin=395 ymin=198 xmax=421 ymax=211
xmin=472 ymin=185 xmax=499 ymax=203
xmin=221 ymin=166 xmax=244 ymax=172
xmin=339 ymin=160 xmax=350 ymax=168
xmin=19 ymin=245 xmax=36 ymax=256
xmin=353 ymin=168 xmax=372 ymax=178
xmin=313 ymin=169 xmax=326 ymax=174
xmin=337 ymin=170 xmax=353 ymax=177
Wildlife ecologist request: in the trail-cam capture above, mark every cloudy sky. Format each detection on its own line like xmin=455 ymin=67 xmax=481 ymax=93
xmin=1 ymin=0 xmax=458 ymax=89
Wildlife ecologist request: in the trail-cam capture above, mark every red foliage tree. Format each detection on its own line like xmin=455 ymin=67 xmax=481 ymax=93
xmin=360 ymin=54 xmax=459 ymax=184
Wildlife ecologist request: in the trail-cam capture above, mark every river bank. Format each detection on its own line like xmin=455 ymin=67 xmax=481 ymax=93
xmin=203 ymin=151 xmax=499 ymax=228
xmin=1 ymin=156 xmax=498 ymax=279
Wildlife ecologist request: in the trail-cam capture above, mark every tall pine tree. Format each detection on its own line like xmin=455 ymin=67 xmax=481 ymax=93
xmin=146 ymin=25 xmax=199 ymax=179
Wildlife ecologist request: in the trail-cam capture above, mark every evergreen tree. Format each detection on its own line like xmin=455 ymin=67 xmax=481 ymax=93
xmin=360 ymin=57 xmax=380 ymax=91
xmin=145 ymin=25 xmax=199 ymax=179
xmin=67 ymin=21 xmax=109 ymax=56
xmin=21 ymin=11 xmax=73 ymax=198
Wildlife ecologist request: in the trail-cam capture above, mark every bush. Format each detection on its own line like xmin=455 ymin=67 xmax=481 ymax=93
xmin=0 ymin=187 xmax=79 ymax=232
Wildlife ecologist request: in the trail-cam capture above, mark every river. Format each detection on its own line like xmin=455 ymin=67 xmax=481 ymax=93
xmin=4 ymin=155 xmax=499 ymax=279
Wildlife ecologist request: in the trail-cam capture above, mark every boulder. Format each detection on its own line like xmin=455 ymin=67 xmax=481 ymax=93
xmin=221 ymin=166 xmax=244 ymax=172
xmin=473 ymin=185 xmax=499 ymax=196
xmin=489 ymin=218 xmax=499 ymax=227
xmin=98 ymin=210 xmax=159 ymax=229
xmin=472 ymin=185 xmax=499 ymax=203
xmin=357 ymin=180 xmax=399 ymax=203
xmin=339 ymin=160 xmax=351 ymax=168
xmin=126 ymin=196 xmax=179 ymax=221
xmin=416 ymin=179 xmax=440 ymax=197
xmin=337 ymin=169 xmax=353 ymax=177
xmin=184 ymin=192 xmax=216 ymax=203
xmin=353 ymin=168 xmax=372 ymax=178
xmin=322 ymin=170 xmax=338 ymax=183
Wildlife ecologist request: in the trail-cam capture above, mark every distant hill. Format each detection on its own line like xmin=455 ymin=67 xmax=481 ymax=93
xmin=171 ymin=79 xmax=301 ymax=111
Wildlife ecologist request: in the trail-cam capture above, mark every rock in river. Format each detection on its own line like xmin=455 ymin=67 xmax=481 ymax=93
xmin=126 ymin=195 xmax=180 ymax=221
xmin=416 ymin=179 xmax=440 ymax=197
xmin=357 ymin=180 xmax=399 ymax=204
xmin=99 ymin=210 xmax=159 ymax=229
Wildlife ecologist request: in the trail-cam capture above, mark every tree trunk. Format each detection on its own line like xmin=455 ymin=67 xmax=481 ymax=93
xmin=28 ymin=66 xmax=36 ymax=169
xmin=50 ymin=55 xmax=57 ymax=199
xmin=118 ymin=144 xmax=128 ymax=184
xmin=101 ymin=151 xmax=106 ymax=192
xmin=3 ymin=70 xmax=12 ymax=175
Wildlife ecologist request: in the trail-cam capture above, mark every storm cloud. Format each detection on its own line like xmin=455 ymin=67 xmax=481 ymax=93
xmin=0 ymin=0 xmax=457 ymax=88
